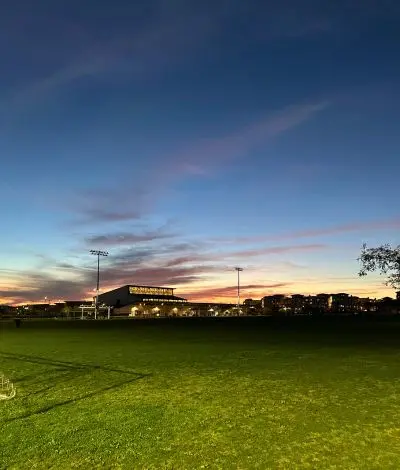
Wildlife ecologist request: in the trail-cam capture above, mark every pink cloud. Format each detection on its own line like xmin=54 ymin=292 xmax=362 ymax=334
xmin=0 ymin=239 xmax=326 ymax=304
xmin=275 ymin=218 xmax=400 ymax=240
xmin=224 ymin=243 xmax=327 ymax=259
xmin=171 ymin=101 xmax=329 ymax=177
xmin=216 ymin=217 xmax=400 ymax=245
xmin=64 ymin=100 xmax=329 ymax=225
xmin=85 ymin=230 xmax=176 ymax=246
xmin=136 ymin=102 xmax=329 ymax=190
xmin=181 ymin=283 xmax=291 ymax=302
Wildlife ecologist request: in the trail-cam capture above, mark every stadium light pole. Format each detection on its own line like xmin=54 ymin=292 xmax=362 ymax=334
xmin=235 ymin=267 xmax=243 ymax=315
xmin=90 ymin=250 xmax=108 ymax=319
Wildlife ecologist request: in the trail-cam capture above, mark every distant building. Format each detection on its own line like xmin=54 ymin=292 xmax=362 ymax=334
xmin=357 ymin=297 xmax=376 ymax=312
xmin=290 ymin=294 xmax=306 ymax=313
xmin=97 ymin=285 xmax=187 ymax=309
xmin=315 ymin=294 xmax=332 ymax=311
xmin=22 ymin=303 xmax=50 ymax=311
xmin=243 ymin=299 xmax=262 ymax=315
xmin=331 ymin=293 xmax=351 ymax=313
xmin=377 ymin=297 xmax=399 ymax=315
xmin=96 ymin=285 xmax=245 ymax=317
xmin=330 ymin=293 xmax=364 ymax=313
xmin=243 ymin=299 xmax=262 ymax=307
xmin=262 ymin=295 xmax=286 ymax=309
xmin=185 ymin=302 xmax=236 ymax=317
xmin=63 ymin=300 xmax=93 ymax=308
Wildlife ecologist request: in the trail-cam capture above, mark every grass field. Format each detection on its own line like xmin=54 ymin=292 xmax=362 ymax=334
xmin=1 ymin=317 xmax=400 ymax=469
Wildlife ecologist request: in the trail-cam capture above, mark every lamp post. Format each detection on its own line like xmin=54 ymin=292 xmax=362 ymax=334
xmin=90 ymin=250 xmax=108 ymax=319
xmin=235 ymin=267 xmax=243 ymax=315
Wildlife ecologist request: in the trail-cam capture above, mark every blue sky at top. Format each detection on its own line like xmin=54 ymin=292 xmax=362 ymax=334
xmin=0 ymin=0 xmax=399 ymax=303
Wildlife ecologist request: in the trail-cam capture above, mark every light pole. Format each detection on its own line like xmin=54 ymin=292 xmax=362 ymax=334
xmin=235 ymin=267 xmax=243 ymax=315
xmin=90 ymin=250 xmax=108 ymax=319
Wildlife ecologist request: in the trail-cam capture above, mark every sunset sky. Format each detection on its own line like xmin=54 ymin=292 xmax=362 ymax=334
xmin=1 ymin=0 xmax=399 ymax=305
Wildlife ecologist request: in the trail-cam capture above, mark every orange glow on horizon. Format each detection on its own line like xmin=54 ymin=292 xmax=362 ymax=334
xmin=1 ymin=277 xmax=395 ymax=307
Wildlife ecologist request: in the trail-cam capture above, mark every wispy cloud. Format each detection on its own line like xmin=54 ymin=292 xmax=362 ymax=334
xmin=101 ymin=265 xmax=214 ymax=289
xmin=170 ymin=101 xmax=329 ymax=178
xmin=1 ymin=2 xmax=221 ymax=120
xmin=2 ymin=0 xmax=397 ymax=121
xmin=67 ymin=100 xmax=329 ymax=225
xmin=85 ymin=229 xmax=177 ymax=247
xmin=245 ymin=0 xmax=400 ymax=41
xmin=215 ymin=217 xmax=400 ymax=245
xmin=2 ymin=237 xmax=323 ymax=303
xmin=275 ymin=218 xmax=400 ymax=241
xmin=0 ymin=271 xmax=89 ymax=305
xmin=94 ymin=240 xmax=327 ymax=271
xmin=0 ymin=235 xmax=392 ymax=305
xmin=181 ymin=283 xmax=291 ymax=302
xmin=80 ymin=241 xmax=326 ymax=291
xmin=76 ymin=208 xmax=143 ymax=225
xmin=163 ymin=255 xmax=207 ymax=268
xmin=227 ymin=243 xmax=327 ymax=259
xmin=0 ymin=256 xmax=214 ymax=305
xmin=5 ymin=57 xmax=111 ymax=111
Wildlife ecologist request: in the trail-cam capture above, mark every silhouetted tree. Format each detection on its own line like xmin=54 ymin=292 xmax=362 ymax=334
xmin=62 ymin=304 xmax=72 ymax=319
xmin=358 ymin=243 xmax=400 ymax=290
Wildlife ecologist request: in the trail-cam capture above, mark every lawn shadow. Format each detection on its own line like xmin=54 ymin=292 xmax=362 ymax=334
xmin=0 ymin=352 xmax=141 ymax=375
xmin=0 ymin=352 xmax=151 ymax=423
xmin=3 ymin=374 xmax=147 ymax=423
xmin=21 ymin=368 xmax=94 ymax=397
xmin=13 ymin=367 xmax=69 ymax=383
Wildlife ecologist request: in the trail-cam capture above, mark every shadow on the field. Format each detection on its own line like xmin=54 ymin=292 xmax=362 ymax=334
xmin=3 ymin=374 xmax=147 ymax=423
xmin=13 ymin=367 xmax=69 ymax=383
xmin=22 ymin=368 xmax=93 ymax=397
xmin=0 ymin=352 xmax=140 ymax=375
xmin=0 ymin=352 xmax=151 ymax=424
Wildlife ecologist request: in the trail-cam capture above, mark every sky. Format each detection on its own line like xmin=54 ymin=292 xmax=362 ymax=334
xmin=1 ymin=0 xmax=399 ymax=305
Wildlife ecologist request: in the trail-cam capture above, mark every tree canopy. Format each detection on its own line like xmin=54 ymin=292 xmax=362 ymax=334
xmin=358 ymin=243 xmax=400 ymax=291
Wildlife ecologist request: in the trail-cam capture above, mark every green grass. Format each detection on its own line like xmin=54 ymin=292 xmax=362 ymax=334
xmin=1 ymin=317 xmax=400 ymax=469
